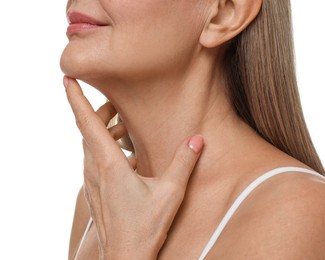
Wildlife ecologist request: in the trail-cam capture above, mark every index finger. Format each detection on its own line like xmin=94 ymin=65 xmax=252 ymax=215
xmin=64 ymin=76 xmax=127 ymax=162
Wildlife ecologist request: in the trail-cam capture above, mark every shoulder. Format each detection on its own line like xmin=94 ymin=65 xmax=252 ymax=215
xmin=68 ymin=186 xmax=91 ymax=260
xmin=209 ymin=170 xmax=325 ymax=259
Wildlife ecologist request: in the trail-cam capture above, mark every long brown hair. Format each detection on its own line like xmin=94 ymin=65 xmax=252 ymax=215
xmin=224 ymin=0 xmax=324 ymax=175
xmin=114 ymin=0 xmax=324 ymax=175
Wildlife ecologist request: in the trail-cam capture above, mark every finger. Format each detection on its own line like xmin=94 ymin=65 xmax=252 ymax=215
xmin=83 ymin=104 xmax=120 ymax=159
xmin=108 ymin=123 xmax=128 ymax=141
xmin=82 ymin=122 xmax=126 ymax=165
xmin=64 ymin=76 xmax=127 ymax=162
xmin=96 ymin=102 xmax=117 ymax=126
xmin=128 ymin=154 xmax=137 ymax=170
xmin=162 ymin=135 xmax=204 ymax=191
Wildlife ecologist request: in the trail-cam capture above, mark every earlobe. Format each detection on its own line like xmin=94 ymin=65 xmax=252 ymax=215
xmin=200 ymin=0 xmax=262 ymax=48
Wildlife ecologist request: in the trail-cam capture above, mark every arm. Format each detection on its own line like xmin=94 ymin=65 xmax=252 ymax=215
xmin=68 ymin=187 xmax=91 ymax=260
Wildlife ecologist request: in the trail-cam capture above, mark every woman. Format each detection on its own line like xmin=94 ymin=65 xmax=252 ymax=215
xmin=61 ymin=0 xmax=325 ymax=259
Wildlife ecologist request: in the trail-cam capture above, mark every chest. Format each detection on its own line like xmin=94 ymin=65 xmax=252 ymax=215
xmin=75 ymin=192 xmax=236 ymax=259
xmin=76 ymin=221 xmax=219 ymax=259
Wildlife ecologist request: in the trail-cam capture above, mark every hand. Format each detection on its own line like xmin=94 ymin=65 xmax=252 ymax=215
xmin=64 ymin=77 xmax=204 ymax=259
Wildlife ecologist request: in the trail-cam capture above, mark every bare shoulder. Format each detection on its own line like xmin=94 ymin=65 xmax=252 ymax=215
xmin=68 ymin=186 xmax=91 ymax=260
xmin=208 ymin=170 xmax=325 ymax=259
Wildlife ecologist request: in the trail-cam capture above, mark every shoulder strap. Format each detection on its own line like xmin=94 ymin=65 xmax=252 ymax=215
xmin=74 ymin=217 xmax=93 ymax=260
xmin=198 ymin=167 xmax=324 ymax=260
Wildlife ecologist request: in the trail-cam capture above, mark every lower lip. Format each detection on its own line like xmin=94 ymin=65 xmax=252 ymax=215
xmin=66 ymin=23 xmax=105 ymax=35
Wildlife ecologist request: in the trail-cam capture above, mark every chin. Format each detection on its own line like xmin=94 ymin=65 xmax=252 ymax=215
xmin=61 ymin=44 xmax=89 ymax=79
xmin=60 ymin=38 xmax=110 ymax=81
xmin=60 ymin=42 xmax=118 ymax=96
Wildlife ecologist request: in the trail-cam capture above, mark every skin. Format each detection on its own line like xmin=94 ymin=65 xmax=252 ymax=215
xmin=61 ymin=0 xmax=325 ymax=259
xmin=65 ymin=79 xmax=204 ymax=259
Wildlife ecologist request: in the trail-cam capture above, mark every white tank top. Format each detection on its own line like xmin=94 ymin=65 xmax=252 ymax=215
xmin=74 ymin=167 xmax=325 ymax=260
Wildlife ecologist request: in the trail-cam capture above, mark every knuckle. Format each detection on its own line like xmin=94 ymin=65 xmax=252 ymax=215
xmin=109 ymin=123 xmax=127 ymax=140
xmin=83 ymin=167 xmax=97 ymax=185
xmin=93 ymin=159 xmax=117 ymax=184
xmin=96 ymin=157 xmax=115 ymax=172
xmin=83 ymin=152 xmax=119 ymax=189
xmin=176 ymin=149 xmax=193 ymax=167
xmin=75 ymin=114 xmax=91 ymax=131
xmin=109 ymin=128 xmax=117 ymax=139
xmin=162 ymin=181 xmax=184 ymax=201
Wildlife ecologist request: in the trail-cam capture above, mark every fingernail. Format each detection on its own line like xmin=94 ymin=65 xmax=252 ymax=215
xmin=63 ymin=76 xmax=70 ymax=88
xmin=188 ymin=135 xmax=204 ymax=154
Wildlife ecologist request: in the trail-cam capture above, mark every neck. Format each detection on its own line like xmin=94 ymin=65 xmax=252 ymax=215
xmin=89 ymin=53 xmax=249 ymax=179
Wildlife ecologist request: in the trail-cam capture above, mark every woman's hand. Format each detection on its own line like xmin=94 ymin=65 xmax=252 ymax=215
xmin=64 ymin=77 xmax=204 ymax=260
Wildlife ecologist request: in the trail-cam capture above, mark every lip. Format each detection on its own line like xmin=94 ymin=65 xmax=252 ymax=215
xmin=66 ymin=12 xmax=109 ymax=36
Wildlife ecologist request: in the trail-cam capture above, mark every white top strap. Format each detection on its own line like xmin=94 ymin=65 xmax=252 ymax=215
xmin=198 ymin=167 xmax=324 ymax=260
xmin=74 ymin=217 xmax=93 ymax=260
xmin=73 ymin=167 xmax=324 ymax=260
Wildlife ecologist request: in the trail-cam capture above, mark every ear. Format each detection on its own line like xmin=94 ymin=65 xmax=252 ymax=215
xmin=200 ymin=0 xmax=262 ymax=48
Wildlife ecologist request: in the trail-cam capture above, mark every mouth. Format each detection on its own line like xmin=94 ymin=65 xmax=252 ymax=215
xmin=66 ymin=12 xmax=110 ymax=36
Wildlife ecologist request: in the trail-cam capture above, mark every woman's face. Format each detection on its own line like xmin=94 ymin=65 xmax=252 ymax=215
xmin=60 ymin=0 xmax=209 ymax=84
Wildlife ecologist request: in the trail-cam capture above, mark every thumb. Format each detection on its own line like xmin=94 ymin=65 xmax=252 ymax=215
xmin=162 ymin=135 xmax=204 ymax=190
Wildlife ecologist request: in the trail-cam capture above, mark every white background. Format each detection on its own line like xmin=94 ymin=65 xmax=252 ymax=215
xmin=0 ymin=1 xmax=324 ymax=259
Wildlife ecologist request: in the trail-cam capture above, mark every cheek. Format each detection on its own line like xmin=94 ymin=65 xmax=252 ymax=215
xmin=105 ymin=4 xmax=204 ymax=77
